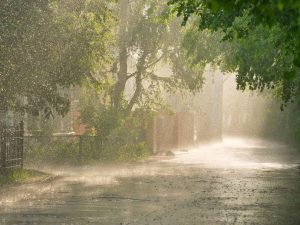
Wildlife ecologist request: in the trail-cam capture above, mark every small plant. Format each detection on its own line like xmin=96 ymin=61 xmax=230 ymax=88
xmin=0 ymin=168 xmax=31 ymax=185
xmin=116 ymin=142 xmax=150 ymax=162
xmin=25 ymin=137 xmax=80 ymax=165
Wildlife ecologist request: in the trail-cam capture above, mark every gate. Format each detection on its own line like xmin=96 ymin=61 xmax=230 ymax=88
xmin=148 ymin=111 xmax=194 ymax=154
xmin=0 ymin=121 xmax=24 ymax=170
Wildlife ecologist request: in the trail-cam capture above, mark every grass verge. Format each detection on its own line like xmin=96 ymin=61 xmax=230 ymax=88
xmin=0 ymin=168 xmax=36 ymax=186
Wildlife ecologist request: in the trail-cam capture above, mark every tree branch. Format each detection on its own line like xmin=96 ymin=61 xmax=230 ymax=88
xmin=144 ymin=52 xmax=167 ymax=69
xmin=126 ymin=72 xmax=142 ymax=113
xmin=125 ymin=50 xmax=171 ymax=80
xmin=148 ymin=72 xmax=173 ymax=83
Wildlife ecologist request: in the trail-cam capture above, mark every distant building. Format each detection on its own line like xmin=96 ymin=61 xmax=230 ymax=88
xmin=25 ymin=87 xmax=86 ymax=136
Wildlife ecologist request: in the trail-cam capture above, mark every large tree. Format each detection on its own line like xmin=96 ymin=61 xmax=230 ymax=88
xmin=104 ymin=0 xmax=204 ymax=113
xmin=80 ymin=0 xmax=205 ymax=137
xmin=168 ymin=0 xmax=300 ymax=65
xmin=0 ymin=0 xmax=114 ymax=117
xmin=168 ymin=0 xmax=300 ymax=104
xmin=168 ymin=1 xmax=300 ymax=146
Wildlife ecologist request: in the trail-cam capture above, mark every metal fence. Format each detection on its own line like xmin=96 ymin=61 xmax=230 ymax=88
xmin=0 ymin=122 xmax=24 ymax=170
xmin=0 ymin=122 xmax=145 ymax=169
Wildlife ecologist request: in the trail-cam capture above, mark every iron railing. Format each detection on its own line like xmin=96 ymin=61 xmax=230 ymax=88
xmin=0 ymin=122 xmax=24 ymax=170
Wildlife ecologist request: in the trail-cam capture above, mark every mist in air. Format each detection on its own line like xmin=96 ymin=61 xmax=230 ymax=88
xmin=1 ymin=0 xmax=300 ymax=224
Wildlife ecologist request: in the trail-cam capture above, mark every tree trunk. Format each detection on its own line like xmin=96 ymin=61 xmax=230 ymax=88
xmin=127 ymin=72 xmax=142 ymax=113
xmin=126 ymin=51 xmax=148 ymax=114
xmin=112 ymin=0 xmax=129 ymax=111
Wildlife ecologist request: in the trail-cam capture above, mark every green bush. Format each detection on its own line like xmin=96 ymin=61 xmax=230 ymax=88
xmin=0 ymin=168 xmax=30 ymax=185
xmin=24 ymin=107 xmax=153 ymax=165
xmin=24 ymin=135 xmax=150 ymax=165
xmin=79 ymin=106 xmax=153 ymax=162
xmin=24 ymin=137 xmax=80 ymax=165
xmin=116 ymin=142 xmax=149 ymax=161
xmin=78 ymin=136 xmax=150 ymax=162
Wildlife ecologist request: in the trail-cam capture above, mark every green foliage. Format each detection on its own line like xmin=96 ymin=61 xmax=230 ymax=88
xmin=78 ymin=87 xmax=152 ymax=162
xmin=30 ymin=118 xmax=56 ymax=136
xmin=25 ymin=104 xmax=153 ymax=164
xmin=25 ymin=135 xmax=149 ymax=165
xmin=168 ymin=0 xmax=300 ymax=103
xmin=25 ymin=137 xmax=80 ymax=165
xmin=89 ymin=0 xmax=206 ymax=114
xmin=80 ymin=95 xmax=152 ymax=141
xmin=225 ymin=25 xmax=295 ymax=94
xmin=115 ymin=142 xmax=149 ymax=161
xmin=168 ymin=0 xmax=300 ymax=41
xmin=0 ymin=0 xmax=114 ymax=117
xmin=168 ymin=1 xmax=300 ymax=148
xmin=78 ymin=0 xmax=206 ymax=160
xmin=0 ymin=169 xmax=30 ymax=185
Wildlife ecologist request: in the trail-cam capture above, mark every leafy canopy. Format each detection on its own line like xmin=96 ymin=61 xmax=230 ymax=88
xmin=0 ymin=0 xmax=114 ymax=117
xmin=168 ymin=0 xmax=300 ymax=104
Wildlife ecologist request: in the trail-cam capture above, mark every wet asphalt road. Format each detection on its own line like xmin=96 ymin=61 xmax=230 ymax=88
xmin=1 ymin=137 xmax=300 ymax=225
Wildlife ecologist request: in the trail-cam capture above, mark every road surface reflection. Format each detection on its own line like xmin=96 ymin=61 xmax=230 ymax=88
xmin=1 ymin=137 xmax=300 ymax=225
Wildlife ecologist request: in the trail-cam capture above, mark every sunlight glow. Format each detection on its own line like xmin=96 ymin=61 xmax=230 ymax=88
xmin=167 ymin=137 xmax=299 ymax=170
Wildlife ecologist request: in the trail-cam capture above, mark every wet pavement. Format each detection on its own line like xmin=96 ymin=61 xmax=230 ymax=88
xmin=1 ymin=137 xmax=300 ymax=225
